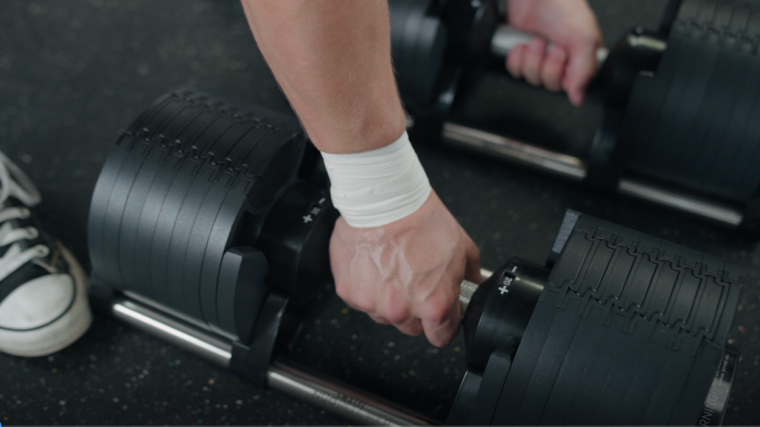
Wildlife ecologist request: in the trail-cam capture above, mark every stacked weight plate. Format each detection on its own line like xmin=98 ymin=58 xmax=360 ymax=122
xmin=618 ymin=0 xmax=760 ymax=213
xmin=465 ymin=213 xmax=743 ymax=425
xmin=388 ymin=0 xmax=448 ymax=109
xmin=87 ymin=88 xmax=309 ymax=342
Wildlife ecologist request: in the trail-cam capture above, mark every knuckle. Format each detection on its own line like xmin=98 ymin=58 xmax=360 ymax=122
xmin=424 ymin=299 xmax=454 ymax=325
xmin=385 ymin=306 xmax=410 ymax=325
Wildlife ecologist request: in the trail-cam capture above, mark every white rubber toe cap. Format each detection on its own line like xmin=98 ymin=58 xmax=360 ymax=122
xmin=0 ymin=274 xmax=75 ymax=330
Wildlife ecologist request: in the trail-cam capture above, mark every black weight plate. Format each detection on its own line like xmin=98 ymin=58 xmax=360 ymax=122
xmin=560 ymin=314 xmax=628 ymax=425
xmin=98 ymin=97 xmax=190 ymax=290
xmin=189 ymin=122 xmax=250 ymax=331
xmin=727 ymin=3 xmax=751 ymax=34
xmin=643 ymin=29 xmax=716 ymax=180
xmin=687 ymin=46 xmax=752 ymax=200
xmin=707 ymin=45 xmax=760 ymax=195
xmin=512 ymin=301 xmax=582 ymax=425
xmin=242 ymin=132 xmax=303 ymax=192
xmin=118 ymin=105 xmax=207 ymax=298
xmin=127 ymin=104 xmax=216 ymax=304
xmin=636 ymin=345 xmax=696 ymax=424
xmin=88 ymin=94 xmax=175 ymax=286
xmin=165 ymin=168 xmax=213 ymax=319
xmin=202 ymin=187 xmax=249 ymax=335
xmin=126 ymin=109 xmax=209 ymax=306
xmin=388 ymin=0 xmax=407 ymax=72
xmin=199 ymin=124 xmax=266 ymax=329
xmin=617 ymin=45 xmax=682 ymax=171
xmin=668 ymin=345 xmax=723 ymax=424
xmin=396 ymin=0 xmax=417 ymax=103
xmin=408 ymin=2 xmax=430 ymax=106
xmin=167 ymin=118 xmax=236 ymax=320
xmin=468 ymin=349 xmax=514 ymax=425
xmin=698 ymin=50 xmax=759 ymax=199
xmin=147 ymin=165 xmax=198 ymax=312
xmin=537 ymin=305 xmax=607 ymax=425
xmin=398 ymin=0 xmax=425 ymax=104
xmin=748 ymin=6 xmax=760 ymax=36
xmin=182 ymin=170 xmax=233 ymax=328
xmin=695 ymin=0 xmax=719 ymax=26
xmin=225 ymin=126 xmax=269 ymax=171
xmin=412 ymin=16 xmax=446 ymax=107
xmin=143 ymin=111 xmax=222 ymax=309
xmin=488 ymin=289 xmax=561 ymax=425
xmin=624 ymin=26 xmax=696 ymax=167
xmin=674 ymin=0 xmax=701 ymax=23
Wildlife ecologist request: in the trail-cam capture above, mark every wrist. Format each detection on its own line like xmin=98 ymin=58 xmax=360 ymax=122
xmin=321 ymin=131 xmax=431 ymax=228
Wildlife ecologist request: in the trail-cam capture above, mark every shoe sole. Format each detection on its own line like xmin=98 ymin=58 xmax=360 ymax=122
xmin=0 ymin=243 xmax=92 ymax=357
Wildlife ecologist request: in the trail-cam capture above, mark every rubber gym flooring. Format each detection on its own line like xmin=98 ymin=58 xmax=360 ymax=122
xmin=1 ymin=0 xmax=758 ymax=425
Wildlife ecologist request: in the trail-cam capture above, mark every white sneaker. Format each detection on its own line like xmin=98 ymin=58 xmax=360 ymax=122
xmin=0 ymin=150 xmax=91 ymax=357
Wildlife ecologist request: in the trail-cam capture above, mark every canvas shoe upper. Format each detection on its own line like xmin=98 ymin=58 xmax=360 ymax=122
xmin=0 ymin=150 xmax=91 ymax=357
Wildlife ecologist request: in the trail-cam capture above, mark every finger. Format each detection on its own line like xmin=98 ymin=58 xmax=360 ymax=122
xmin=521 ymin=37 xmax=546 ymax=87
xmin=421 ymin=300 xmax=460 ymax=347
xmin=395 ymin=318 xmax=424 ymax=336
xmin=379 ymin=288 xmax=423 ymax=336
xmin=368 ymin=313 xmax=391 ymax=325
xmin=562 ymin=43 xmax=598 ymax=106
xmin=506 ymin=44 xmax=526 ymax=79
xmin=540 ymin=45 xmax=567 ymax=92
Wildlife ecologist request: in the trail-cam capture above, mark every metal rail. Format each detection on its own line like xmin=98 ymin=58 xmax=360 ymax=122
xmin=441 ymin=122 xmax=744 ymax=227
xmin=111 ymin=296 xmax=436 ymax=426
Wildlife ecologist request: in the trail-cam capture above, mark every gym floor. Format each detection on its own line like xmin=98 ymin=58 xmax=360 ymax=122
xmin=1 ymin=0 xmax=758 ymax=425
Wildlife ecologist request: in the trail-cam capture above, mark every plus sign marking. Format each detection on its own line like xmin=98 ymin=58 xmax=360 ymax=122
xmin=499 ymin=276 xmax=514 ymax=295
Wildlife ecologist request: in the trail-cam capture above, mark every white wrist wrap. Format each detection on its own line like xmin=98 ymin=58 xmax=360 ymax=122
xmin=321 ymin=131 xmax=432 ymax=228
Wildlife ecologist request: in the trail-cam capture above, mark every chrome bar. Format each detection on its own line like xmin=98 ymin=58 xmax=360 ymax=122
xmin=459 ymin=280 xmax=479 ymax=317
xmin=112 ymin=297 xmax=233 ymax=367
xmin=442 ymin=122 xmax=588 ymax=181
xmin=111 ymin=296 xmax=442 ymax=425
xmin=618 ymin=178 xmax=743 ymax=226
xmin=268 ymin=361 xmax=438 ymax=426
xmin=443 ymin=123 xmax=744 ymax=227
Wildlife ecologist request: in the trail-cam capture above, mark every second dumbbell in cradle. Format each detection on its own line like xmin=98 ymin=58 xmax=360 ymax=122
xmin=390 ymin=0 xmax=760 ymax=235
xmin=88 ymin=89 xmax=743 ymax=425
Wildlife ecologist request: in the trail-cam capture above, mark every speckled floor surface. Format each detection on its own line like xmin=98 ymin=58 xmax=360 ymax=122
xmin=1 ymin=0 xmax=758 ymax=425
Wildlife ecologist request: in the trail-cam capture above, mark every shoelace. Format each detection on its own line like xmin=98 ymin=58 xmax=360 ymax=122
xmin=0 ymin=151 xmax=50 ymax=282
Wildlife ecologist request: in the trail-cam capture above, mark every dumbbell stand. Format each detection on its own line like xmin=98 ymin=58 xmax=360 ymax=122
xmin=110 ymin=295 xmax=437 ymax=426
xmin=441 ymin=122 xmax=744 ymax=226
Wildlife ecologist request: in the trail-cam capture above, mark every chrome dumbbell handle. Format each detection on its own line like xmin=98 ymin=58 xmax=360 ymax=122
xmin=490 ymin=24 xmax=609 ymax=65
xmin=458 ymin=268 xmax=493 ymax=318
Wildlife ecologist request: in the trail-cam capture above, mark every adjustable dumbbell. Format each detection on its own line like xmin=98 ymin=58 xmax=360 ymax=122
xmin=389 ymin=0 xmax=760 ymax=235
xmin=88 ymin=89 xmax=743 ymax=425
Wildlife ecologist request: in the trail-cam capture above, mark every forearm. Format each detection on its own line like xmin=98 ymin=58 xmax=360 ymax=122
xmin=241 ymin=0 xmax=407 ymax=154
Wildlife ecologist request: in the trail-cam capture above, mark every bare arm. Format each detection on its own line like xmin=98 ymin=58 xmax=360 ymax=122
xmin=241 ymin=0 xmax=406 ymax=153
xmin=241 ymin=0 xmax=481 ymax=347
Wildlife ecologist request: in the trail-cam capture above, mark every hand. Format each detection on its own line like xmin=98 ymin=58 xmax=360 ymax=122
xmin=505 ymin=0 xmax=603 ymax=106
xmin=329 ymin=190 xmax=482 ymax=347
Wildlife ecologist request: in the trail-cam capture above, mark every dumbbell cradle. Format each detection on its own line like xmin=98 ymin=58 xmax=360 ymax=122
xmin=391 ymin=0 xmax=760 ymax=234
xmin=89 ymin=89 xmax=743 ymax=425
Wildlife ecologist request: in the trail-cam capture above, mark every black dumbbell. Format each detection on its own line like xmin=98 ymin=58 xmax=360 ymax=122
xmin=389 ymin=0 xmax=760 ymax=236
xmin=88 ymin=89 xmax=743 ymax=425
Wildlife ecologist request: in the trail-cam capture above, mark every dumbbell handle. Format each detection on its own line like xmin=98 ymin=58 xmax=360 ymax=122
xmin=491 ymin=24 xmax=609 ymax=66
xmin=458 ymin=268 xmax=493 ymax=317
